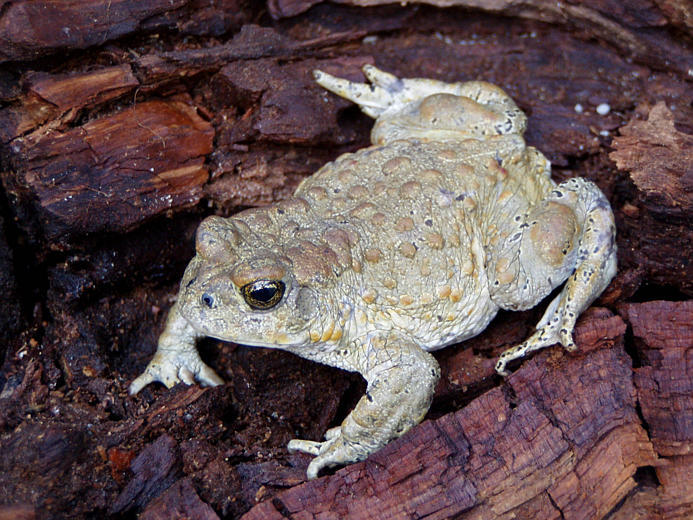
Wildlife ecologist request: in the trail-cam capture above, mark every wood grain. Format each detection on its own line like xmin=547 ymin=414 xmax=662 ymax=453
xmin=0 ymin=2 xmax=690 ymax=518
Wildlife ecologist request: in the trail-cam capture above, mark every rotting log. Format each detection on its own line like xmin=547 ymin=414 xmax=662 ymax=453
xmin=241 ymin=310 xmax=661 ymax=520
xmin=4 ymin=99 xmax=212 ymax=249
xmin=0 ymin=0 xmax=247 ymax=63
xmin=267 ymin=0 xmax=692 ymax=76
xmin=609 ymin=102 xmax=693 ymax=295
xmin=616 ymin=301 xmax=693 ymax=520
xmin=0 ymin=2 xmax=691 ymax=519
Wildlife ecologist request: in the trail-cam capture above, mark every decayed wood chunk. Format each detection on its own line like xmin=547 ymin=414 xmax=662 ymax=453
xmin=618 ymin=300 xmax=693 ymax=520
xmin=655 ymin=455 xmax=693 ymax=520
xmin=608 ymin=102 xmax=693 ymax=295
xmin=241 ymin=311 xmax=657 ymax=519
xmin=620 ymin=301 xmax=693 ymax=455
xmin=0 ymin=0 xmax=246 ymax=63
xmin=610 ymin=102 xmax=693 ymax=213
xmin=267 ymin=0 xmax=690 ymax=75
xmin=0 ymin=504 xmax=36 ymax=520
xmin=134 ymin=24 xmax=367 ymax=86
xmin=28 ymin=66 xmax=139 ymax=114
xmin=653 ymin=0 xmax=693 ymax=29
xmin=0 ymin=65 xmax=140 ymax=143
xmin=140 ymin=478 xmax=220 ymax=520
xmin=3 ymin=100 xmax=212 ymax=246
xmin=109 ymin=434 xmax=182 ymax=514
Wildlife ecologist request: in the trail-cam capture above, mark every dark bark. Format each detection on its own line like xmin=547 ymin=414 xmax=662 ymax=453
xmin=0 ymin=1 xmax=691 ymax=518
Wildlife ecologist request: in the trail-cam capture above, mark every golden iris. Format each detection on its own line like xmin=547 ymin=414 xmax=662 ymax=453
xmin=241 ymin=280 xmax=285 ymax=310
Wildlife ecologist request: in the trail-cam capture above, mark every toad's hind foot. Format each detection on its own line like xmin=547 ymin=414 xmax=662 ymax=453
xmin=314 ymin=65 xmax=527 ymax=145
xmin=288 ymin=427 xmax=360 ymax=480
xmin=314 ymin=65 xmax=460 ymax=119
xmin=495 ymin=177 xmax=617 ymax=376
xmin=288 ymin=334 xmax=440 ymax=479
xmin=495 ymin=316 xmax=576 ymax=377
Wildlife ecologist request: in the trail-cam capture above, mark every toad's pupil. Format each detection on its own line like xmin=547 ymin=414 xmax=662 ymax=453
xmin=201 ymin=293 xmax=214 ymax=307
xmin=251 ymin=286 xmax=277 ymax=303
xmin=242 ymin=280 xmax=285 ymax=310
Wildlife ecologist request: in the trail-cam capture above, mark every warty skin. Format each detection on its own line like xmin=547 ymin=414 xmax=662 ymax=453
xmin=130 ymin=65 xmax=617 ymax=479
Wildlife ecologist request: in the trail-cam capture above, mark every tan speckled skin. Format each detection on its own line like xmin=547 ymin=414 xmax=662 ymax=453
xmin=130 ymin=66 xmax=617 ymax=479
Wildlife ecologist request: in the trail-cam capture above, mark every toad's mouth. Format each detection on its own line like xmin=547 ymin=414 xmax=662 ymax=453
xmin=178 ymin=293 xmax=310 ymax=350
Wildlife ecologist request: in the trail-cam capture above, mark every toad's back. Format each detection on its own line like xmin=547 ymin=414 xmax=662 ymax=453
xmin=293 ymin=135 xmax=554 ymax=348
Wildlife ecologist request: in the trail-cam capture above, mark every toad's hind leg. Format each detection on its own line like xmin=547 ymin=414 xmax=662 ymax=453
xmin=314 ymin=64 xmax=527 ymax=144
xmin=495 ymin=178 xmax=617 ymax=375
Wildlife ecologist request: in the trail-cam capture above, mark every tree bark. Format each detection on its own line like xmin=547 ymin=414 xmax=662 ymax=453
xmin=0 ymin=1 xmax=691 ymax=519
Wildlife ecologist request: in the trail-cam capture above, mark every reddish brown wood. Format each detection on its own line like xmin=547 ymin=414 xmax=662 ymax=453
xmin=657 ymin=456 xmax=693 ymax=519
xmin=241 ymin=312 xmax=656 ymax=519
xmin=0 ymin=0 xmax=246 ymax=62
xmin=3 ymin=99 xmax=212 ymax=248
xmin=140 ymin=478 xmax=220 ymax=520
xmin=0 ymin=505 xmax=36 ymax=520
xmin=0 ymin=2 xmax=691 ymax=518
xmin=608 ymin=103 xmax=693 ymax=295
xmin=610 ymin=102 xmax=693 ymax=214
xmin=614 ymin=301 xmax=693 ymax=519
xmin=29 ymin=66 xmax=139 ymax=114
xmin=268 ymin=0 xmax=690 ymax=74
xmin=109 ymin=434 xmax=182 ymax=514
xmin=0 ymin=66 xmax=140 ymax=143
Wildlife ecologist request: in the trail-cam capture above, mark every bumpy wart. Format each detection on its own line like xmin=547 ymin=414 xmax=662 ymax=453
xmin=130 ymin=65 xmax=617 ymax=480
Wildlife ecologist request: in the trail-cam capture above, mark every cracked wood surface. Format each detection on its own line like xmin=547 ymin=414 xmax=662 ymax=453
xmin=0 ymin=1 xmax=691 ymax=519
xmin=241 ymin=310 xmax=661 ymax=520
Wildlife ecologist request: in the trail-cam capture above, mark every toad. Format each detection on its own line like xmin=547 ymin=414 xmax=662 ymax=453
xmin=131 ymin=65 xmax=617 ymax=479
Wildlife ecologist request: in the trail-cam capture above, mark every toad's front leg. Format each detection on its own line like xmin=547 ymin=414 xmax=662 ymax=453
xmin=288 ymin=333 xmax=440 ymax=479
xmin=129 ymin=300 xmax=224 ymax=394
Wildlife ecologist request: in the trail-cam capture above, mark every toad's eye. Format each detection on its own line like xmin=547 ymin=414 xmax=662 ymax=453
xmin=241 ymin=280 xmax=285 ymax=310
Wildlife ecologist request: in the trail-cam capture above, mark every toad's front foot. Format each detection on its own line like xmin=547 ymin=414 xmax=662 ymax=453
xmin=129 ymin=347 xmax=223 ymax=395
xmin=130 ymin=300 xmax=224 ymax=394
xmin=288 ymin=334 xmax=440 ymax=479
